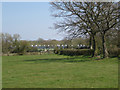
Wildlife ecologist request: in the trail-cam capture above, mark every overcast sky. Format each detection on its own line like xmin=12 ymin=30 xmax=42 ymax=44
xmin=2 ymin=2 xmax=65 ymax=40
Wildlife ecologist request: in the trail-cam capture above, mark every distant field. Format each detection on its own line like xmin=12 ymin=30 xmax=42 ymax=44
xmin=2 ymin=54 xmax=118 ymax=88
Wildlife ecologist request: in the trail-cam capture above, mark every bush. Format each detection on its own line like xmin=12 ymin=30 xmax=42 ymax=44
xmin=108 ymin=48 xmax=119 ymax=57
xmin=54 ymin=49 xmax=94 ymax=56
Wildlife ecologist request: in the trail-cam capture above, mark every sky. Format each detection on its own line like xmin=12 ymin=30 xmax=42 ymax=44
xmin=2 ymin=2 xmax=65 ymax=40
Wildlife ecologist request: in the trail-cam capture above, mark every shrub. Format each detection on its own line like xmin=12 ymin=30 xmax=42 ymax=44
xmin=54 ymin=47 xmax=58 ymax=54
xmin=108 ymin=47 xmax=119 ymax=57
xmin=54 ymin=49 xmax=94 ymax=56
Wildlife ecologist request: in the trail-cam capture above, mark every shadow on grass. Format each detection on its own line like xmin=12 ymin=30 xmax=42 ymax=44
xmin=23 ymin=56 xmax=91 ymax=63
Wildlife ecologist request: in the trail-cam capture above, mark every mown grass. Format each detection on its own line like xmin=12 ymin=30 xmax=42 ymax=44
xmin=2 ymin=54 xmax=118 ymax=88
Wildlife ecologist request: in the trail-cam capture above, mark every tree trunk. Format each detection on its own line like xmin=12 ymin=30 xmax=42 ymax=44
xmin=89 ymin=35 xmax=93 ymax=49
xmin=92 ymin=35 xmax=96 ymax=57
xmin=102 ymin=33 xmax=109 ymax=58
xmin=7 ymin=52 xmax=9 ymax=56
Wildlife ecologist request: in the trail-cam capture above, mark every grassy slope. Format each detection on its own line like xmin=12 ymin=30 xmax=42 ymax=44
xmin=2 ymin=54 xmax=118 ymax=88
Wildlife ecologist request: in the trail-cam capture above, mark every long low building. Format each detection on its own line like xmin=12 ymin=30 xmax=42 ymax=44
xmin=30 ymin=44 xmax=89 ymax=49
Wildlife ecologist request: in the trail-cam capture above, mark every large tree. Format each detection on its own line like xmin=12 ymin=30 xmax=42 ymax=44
xmin=50 ymin=2 xmax=119 ymax=58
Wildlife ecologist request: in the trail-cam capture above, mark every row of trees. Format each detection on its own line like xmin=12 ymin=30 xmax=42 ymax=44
xmin=0 ymin=31 xmax=118 ymax=57
xmin=36 ymin=37 xmax=89 ymax=46
xmin=50 ymin=2 xmax=119 ymax=58
xmin=0 ymin=33 xmax=90 ymax=55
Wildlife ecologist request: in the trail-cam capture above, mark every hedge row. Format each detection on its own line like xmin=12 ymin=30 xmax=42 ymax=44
xmin=54 ymin=49 xmax=94 ymax=56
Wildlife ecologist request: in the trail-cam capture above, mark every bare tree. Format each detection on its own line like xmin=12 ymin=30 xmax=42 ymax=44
xmin=90 ymin=2 xmax=119 ymax=58
xmin=1 ymin=33 xmax=13 ymax=55
xmin=50 ymin=2 xmax=119 ymax=58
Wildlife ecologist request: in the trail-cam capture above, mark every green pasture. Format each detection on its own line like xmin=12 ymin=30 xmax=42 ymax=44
xmin=2 ymin=54 xmax=118 ymax=88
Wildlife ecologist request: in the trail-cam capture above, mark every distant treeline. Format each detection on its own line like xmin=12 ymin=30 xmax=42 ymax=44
xmin=0 ymin=32 xmax=119 ymax=57
xmin=0 ymin=33 xmax=89 ymax=55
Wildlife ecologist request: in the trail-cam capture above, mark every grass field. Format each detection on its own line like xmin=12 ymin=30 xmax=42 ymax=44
xmin=2 ymin=54 xmax=118 ymax=88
